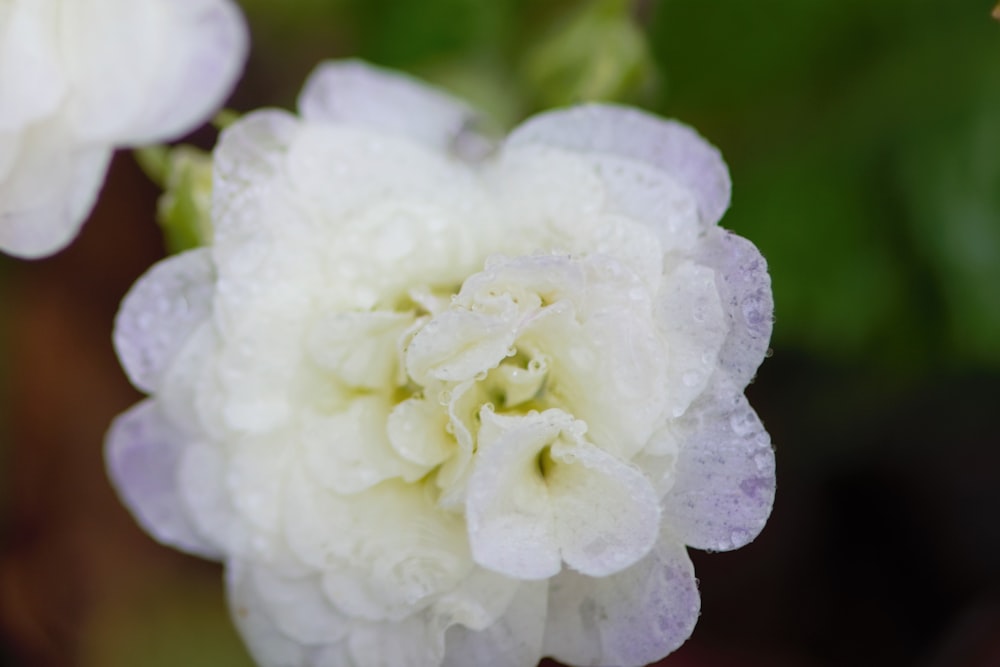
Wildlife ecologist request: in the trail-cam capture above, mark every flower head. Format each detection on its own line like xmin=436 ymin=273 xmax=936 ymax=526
xmin=107 ymin=60 xmax=775 ymax=667
xmin=0 ymin=0 xmax=247 ymax=258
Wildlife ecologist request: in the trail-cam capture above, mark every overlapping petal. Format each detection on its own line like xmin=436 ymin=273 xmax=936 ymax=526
xmin=106 ymin=399 xmax=218 ymax=558
xmin=0 ymin=0 xmax=247 ymax=258
xmin=107 ymin=59 xmax=775 ymax=667
xmin=543 ymin=532 xmax=700 ymax=667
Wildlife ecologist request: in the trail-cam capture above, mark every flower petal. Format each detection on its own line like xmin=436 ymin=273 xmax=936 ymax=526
xmin=654 ymin=260 xmax=729 ymax=418
xmin=543 ymin=532 xmax=700 ymax=667
xmin=240 ymin=564 xmax=350 ymax=646
xmin=0 ymin=2 xmax=66 ymax=132
xmin=405 ymin=307 xmax=519 ymax=384
xmin=177 ymin=440 xmax=249 ymax=557
xmin=0 ymin=130 xmax=111 ymax=259
xmin=547 ymin=438 xmax=661 ymax=577
xmin=105 ymin=399 xmax=218 ymax=558
xmin=301 ymin=397 xmax=427 ymax=495
xmin=298 ymin=60 xmax=486 ymax=158
xmin=113 ymin=248 xmax=215 ymax=393
xmin=212 ymin=109 xmax=299 ymax=264
xmin=696 ymin=228 xmax=774 ymax=390
xmin=662 ymin=379 xmax=776 ymax=551
xmin=308 ymin=311 xmax=412 ymax=389
xmin=59 ymin=0 xmax=247 ymax=144
xmin=227 ymin=561 xmax=325 ymax=667
xmin=442 ymin=582 xmax=547 ymax=667
xmin=465 ymin=410 xmax=562 ymax=580
xmin=506 ymin=104 xmax=731 ymax=227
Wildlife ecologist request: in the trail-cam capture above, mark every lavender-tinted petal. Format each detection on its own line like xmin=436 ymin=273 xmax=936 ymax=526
xmin=662 ymin=378 xmax=776 ymax=551
xmin=105 ymin=399 xmax=219 ymax=559
xmin=113 ymin=248 xmax=215 ymax=393
xmin=543 ymin=531 xmax=700 ymax=667
xmin=506 ymin=104 xmax=731 ymax=227
xmin=298 ymin=60 xmax=489 ymax=159
xmin=697 ymin=227 xmax=774 ymax=390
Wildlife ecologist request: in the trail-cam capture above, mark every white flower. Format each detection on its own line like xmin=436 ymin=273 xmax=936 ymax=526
xmin=0 ymin=0 xmax=247 ymax=258
xmin=107 ymin=60 xmax=776 ymax=667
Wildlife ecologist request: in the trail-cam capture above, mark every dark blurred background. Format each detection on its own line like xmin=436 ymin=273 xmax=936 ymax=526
xmin=2 ymin=1 xmax=999 ymax=665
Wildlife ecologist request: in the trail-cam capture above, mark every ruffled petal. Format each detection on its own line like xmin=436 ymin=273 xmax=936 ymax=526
xmin=543 ymin=532 xmax=700 ymax=667
xmin=113 ymin=248 xmax=215 ymax=393
xmin=307 ymin=311 xmax=412 ymax=389
xmin=465 ymin=410 xmax=562 ymax=580
xmin=547 ymin=438 xmax=661 ymax=577
xmin=405 ymin=307 xmax=519 ymax=385
xmin=300 ymin=397 xmax=426 ymax=496
xmin=346 ymin=615 xmax=446 ymax=667
xmin=662 ymin=379 xmax=776 ymax=551
xmin=227 ymin=561 xmax=326 ymax=667
xmin=298 ymin=60 xmax=486 ymax=158
xmin=59 ymin=0 xmax=247 ymax=143
xmin=442 ymin=582 xmax=547 ymax=667
xmin=695 ymin=227 xmax=774 ymax=390
xmin=506 ymin=104 xmax=731 ymax=227
xmin=239 ymin=564 xmax=350 ymax=646
xmin=105 ymin=399 xmax=218 ymax=558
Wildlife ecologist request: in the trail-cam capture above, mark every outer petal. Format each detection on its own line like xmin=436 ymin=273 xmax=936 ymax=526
xmin=0 ymin=129 xmax=111 ymax=258
xmin=59 ymin=0 xmax=247 ymax=143
xmin=0 ymin=2 xmax=66 ymax=132
xmin=543 ymin=532 xmax=700 ymax=667
xmin=442 ymin=582 xmax=547 ymax=667
xmin=506 ymin=104 xmax=731 ymax=227
xmin=696 ymin=227 xmax=774 ymax=390
xmin=105 ymin=399 xmax=219 ymax=559
xmin=661 ymin=379 xmax=776 ymax=551
xmin=298 ymin=60 xmax=486 ymax=158
xmin=113 ymin=248 xmax=215 ymax=393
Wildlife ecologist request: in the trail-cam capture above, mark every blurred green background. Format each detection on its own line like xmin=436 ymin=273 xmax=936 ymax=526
xmin=2 ymin=1 xmax=998 ymax=666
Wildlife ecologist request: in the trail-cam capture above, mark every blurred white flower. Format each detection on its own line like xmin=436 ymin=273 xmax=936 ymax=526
xmin=107 ymin=60 xmax=776 ymax=667
xmin=0 ymin=0 xmax=247 ymax=258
